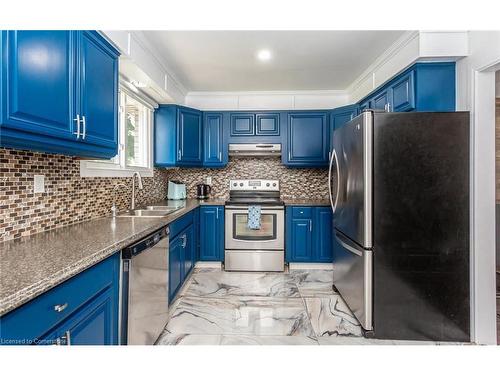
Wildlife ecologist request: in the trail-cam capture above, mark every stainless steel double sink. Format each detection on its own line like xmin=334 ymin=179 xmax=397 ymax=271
xmin=117 ymin=205 xmax=182 ymax=218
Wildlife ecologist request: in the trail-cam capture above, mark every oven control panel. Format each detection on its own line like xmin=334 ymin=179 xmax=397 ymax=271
xmin=229 ymin=179 xmax=279 ymax=191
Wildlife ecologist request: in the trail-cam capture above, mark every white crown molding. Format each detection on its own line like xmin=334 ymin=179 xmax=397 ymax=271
xmin=347 ymin=31 xmax=420 ymax=96
xmin=129 ymin=31 xmax=188 ymax=96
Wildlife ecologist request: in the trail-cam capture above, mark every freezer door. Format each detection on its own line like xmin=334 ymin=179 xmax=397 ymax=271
xmin=333 ymin=229 xmax=373 ymax=330
xmin=331 ymin=111 xmax=373 ymax=248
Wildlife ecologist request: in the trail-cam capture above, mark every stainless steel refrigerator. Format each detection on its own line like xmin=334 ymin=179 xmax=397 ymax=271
xmin=329 ymin=110 xmax=470 ymax=342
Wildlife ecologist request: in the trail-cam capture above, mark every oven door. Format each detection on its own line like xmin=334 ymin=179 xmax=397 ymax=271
xmin=225 ymin=206 xmax=284 ymax=250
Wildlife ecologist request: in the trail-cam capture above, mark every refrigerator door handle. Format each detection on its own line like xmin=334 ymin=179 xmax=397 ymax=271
xmin=328 ymin=149 xmax=340 ymax=213
xmin=335 ymin=231 xmax=363 ymax=256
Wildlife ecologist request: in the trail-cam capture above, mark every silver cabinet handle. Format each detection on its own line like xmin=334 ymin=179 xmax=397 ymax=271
xmin=82 ymin=115 xmax=86 ymax=139
xmin=219 ymin=151 xmax=222 ymax=161
xmin=216 ymin=208 xmax=219 ymax=220
xmin=181 ymin=234 xmax=187 ymax=248
xmin=387 ymin=103 xmax=391 ymax=112
xmin=73 ymin=114 xmax=81 ymax=139
xmin=309 ymin=219 xmax=312 ymax=232
xmin=178 ymin=149 xmax=181 ymax=160
xmin=65 ymin=330 xmax=71 ymax=345
xmin=54 ymin=302 xmax=68 ymax=313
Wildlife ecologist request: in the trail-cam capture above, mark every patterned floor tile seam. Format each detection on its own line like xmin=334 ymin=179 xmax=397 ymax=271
xmin=299 ymin=295 xmax=318 ymax=340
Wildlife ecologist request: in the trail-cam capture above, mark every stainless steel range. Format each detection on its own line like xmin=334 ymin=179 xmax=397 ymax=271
xmin=224 ymin=179 xmax=284 ymax=272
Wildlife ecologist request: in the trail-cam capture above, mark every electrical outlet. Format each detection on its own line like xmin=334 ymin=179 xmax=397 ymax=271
xmin=206 ymin=176 xmax=212 ymax=185
xmin=34 ymin=175 xmax=45 ymax=193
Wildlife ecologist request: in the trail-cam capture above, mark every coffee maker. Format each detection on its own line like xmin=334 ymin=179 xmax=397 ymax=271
xmin=196 ymin=184 xmax=211 ymax=199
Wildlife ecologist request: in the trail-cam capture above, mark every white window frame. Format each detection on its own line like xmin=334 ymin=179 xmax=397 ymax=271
xmin=80 ymin=83 xmax=157 ymax=178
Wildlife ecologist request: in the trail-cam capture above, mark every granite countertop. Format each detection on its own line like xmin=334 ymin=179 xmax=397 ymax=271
xmin=0 ymin=199 xmax=204 ymax=317
xmin=283 ymin=198 xmax=331 ymax=206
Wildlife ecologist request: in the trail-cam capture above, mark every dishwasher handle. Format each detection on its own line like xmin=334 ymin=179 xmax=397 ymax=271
xmin=122 ymin=226 xmax=169 ymax=259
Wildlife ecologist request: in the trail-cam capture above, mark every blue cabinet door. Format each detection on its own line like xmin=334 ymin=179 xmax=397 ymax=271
xmin=203 ymin=112 xmax=225 ymax=166
xmin=255 ymin=113 xmax=280 ymax=136
xmin=285 ymin=111 xmax=328 ymax=167
xmin=183 ymin=225 xmax=195 ymax=277
xmin=391 ymin=70 xmax=415 ymax=112
xmin=177 ymin=107 xmax=202 ymax=165
xmin=287 ymin=218 xmax=313 ymax=262
xmin=313 ymin=207 xmax=333 ymax=262
xmin=169 ymin=235 xmax=184 ymax=302
xmin=371 ymin=89 xmax=391 ymax=111
xmin=1 ymin=31 xmax=76 ymax=140
xmin=330 ymin=105 xmax=359 ymax=150
xmin=77 ymin=31 xmax=118 ymax=151
xmin=230 ymin=113 xmax=254 ymax=136
xmin=199 ymin=206 xmax=224 ymax=261
xmin=48 ymin=286 xmax=116 ymax=345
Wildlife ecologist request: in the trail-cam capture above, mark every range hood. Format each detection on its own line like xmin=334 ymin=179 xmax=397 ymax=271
xmin=228 ymin=143 xmax=281 ymax=157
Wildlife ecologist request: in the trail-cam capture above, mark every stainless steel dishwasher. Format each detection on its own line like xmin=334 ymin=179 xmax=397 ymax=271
xmin=120 ymin=226 xmax=169 ymax=345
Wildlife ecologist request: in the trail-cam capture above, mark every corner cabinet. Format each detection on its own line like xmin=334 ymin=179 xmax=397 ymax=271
xmin=0 ymin=30 xmax=119 ymax=159
xmin=283 ymin=111 xmax=329 ymax=167
xmin=286 ymin=206 xmax=333 ymax=263
xmin=199 ymin=206 xmax=224 ymax=261
xmin=0 ymin=253 xmax=120 ymax=345
xmin=154 ymin=105 xmax=203 ymax=168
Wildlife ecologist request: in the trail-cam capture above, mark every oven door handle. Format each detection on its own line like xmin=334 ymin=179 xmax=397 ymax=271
xmin=225 ymin=206 xmax=284 ymax=211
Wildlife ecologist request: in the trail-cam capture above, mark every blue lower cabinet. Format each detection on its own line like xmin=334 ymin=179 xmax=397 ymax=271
xmin=199 ymin=206 xmax=224 ymax=261
xmin=169 ymin=234 xmax=184 ymax=302
xmin=0 ymin=253 xmax=120 ymax=345
xmin=313 ymin=207 xmax=333 ymax=262
xmin=286 ymin=206 xmax=333 ymax=263
xmin=168 ymin=212 xmax=199 ymax=302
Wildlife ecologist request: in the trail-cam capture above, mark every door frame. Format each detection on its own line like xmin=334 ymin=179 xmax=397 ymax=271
xmin=468 ymin=58 xmax=500 ymax=345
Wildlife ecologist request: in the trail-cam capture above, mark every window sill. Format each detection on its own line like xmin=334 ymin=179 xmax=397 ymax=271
xmin=79 ymin=160 xmax=154 ymax=178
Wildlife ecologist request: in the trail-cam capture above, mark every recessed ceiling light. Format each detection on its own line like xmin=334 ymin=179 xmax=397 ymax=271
xmin=257 ymin=49 xmax=272 ymax=61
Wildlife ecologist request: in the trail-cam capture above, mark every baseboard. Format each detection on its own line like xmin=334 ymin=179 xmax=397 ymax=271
xmin=288 ymin=263 xmax=333 ymax=270
xmin=195 ymin=261 xmax=223 ymax=269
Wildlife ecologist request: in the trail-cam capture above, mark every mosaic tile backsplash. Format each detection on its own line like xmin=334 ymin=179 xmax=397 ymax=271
xmin=0 ymin=149 xmax=329 ymax=242
xmin=0 ymin=148 xmax=169 ymax=242
xmin=164 ymin=157 xmax=330 ymax=200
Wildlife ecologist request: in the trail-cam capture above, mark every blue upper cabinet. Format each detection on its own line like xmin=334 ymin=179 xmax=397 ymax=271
xmin=255 ymin=113 xmax=280 ymax=136
xmin=230 ymin=113 xmax=254 ymax=136
xmin=177 ymin=107 xmax=202 ymax=166
xmin=371 ymin=88 xmax=391 ymax=111
xmin=77 ymin=31 xmax=119 ymax=150
xmin=203 ymin=112 xmax=226 ymax=167
xmin=284 ymin=111 xmax=329 ymax=167
xmin=0 ymin=31 xmax=76 ymax=140
xmin=391 ymin=70 xmax=415 ymax=112
xmin=359 ymin=62 xmax=454 ymax=113
xmin=330 ymin=104 xmax=359 ymax=150
xmin=0 ymin=31 xmax=119 ymax=159
xmin=155 ymin=105 xmax=203 ymax=168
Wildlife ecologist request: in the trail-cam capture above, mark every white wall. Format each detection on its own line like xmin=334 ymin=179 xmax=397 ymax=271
xmin=456 ymin=30 xmax=500 ymax=345
xmin=185 ymin=90 xmax=349 ymax=111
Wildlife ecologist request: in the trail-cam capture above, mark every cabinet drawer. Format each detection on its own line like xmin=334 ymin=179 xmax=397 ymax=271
xmin=169 ymin=210 xmax=194 ymax=239
xmin=291 ymin=207 xmax=313 ymax=218
xmin=0 ymin=254 xmax=118 ymax=342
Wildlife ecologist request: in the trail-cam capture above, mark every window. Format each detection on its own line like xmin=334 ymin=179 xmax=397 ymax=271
xmin=80 ymin=85 xmax=156 ymax=177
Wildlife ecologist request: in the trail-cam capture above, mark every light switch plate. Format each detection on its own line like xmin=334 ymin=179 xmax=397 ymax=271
xmin=34 ymin=175 xmax=45 ymax=193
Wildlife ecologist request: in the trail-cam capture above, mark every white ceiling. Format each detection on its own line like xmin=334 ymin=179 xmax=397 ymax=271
xmin=143 ymin=30 xmax=406 ymax=92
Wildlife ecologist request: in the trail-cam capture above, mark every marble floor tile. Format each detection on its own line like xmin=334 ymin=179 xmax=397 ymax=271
xmin=304 ymin=295 xmax=363 ymax=337
xmin=291 ymin=269 xmax=337 ymax=297
xmin=156 ymin=331 xmax=222 ymax=345
xmin=183 ymin=271 xmax=300 ymax=298
xmin=220 ymin=334 xmax=318 ymax=345
xmin=165 ymin=296 xmax=315 ymax=337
